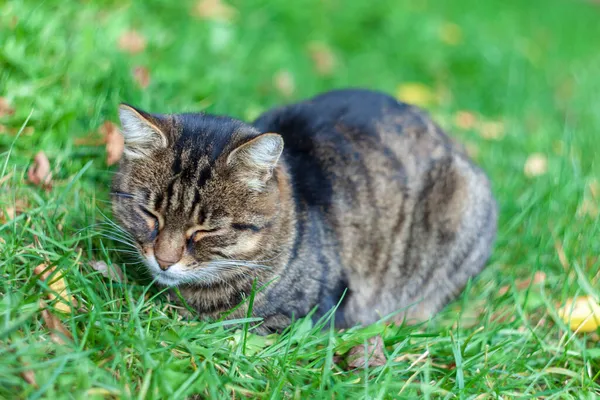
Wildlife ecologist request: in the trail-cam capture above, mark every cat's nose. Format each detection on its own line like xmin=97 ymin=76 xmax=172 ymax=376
xmin=155 ymin=256 xmax=179 ymax=271
xmin=154 ymin=231 xmax=185 ymax=271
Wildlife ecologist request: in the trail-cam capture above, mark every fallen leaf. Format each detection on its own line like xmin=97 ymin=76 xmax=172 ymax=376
xmin=273 ymin=70 xmax=295 ymax=97
xmin=194 ymin=0 xmax=237 ymax=21
xmin=100 ymin=121 xmax=124 ymax=166
xmin=439 ymin=22 xmax=462 ymax=46
xmin=34 ymin=263 xmax=76 ymax=313
xmin=0 ymin=97 xmax=15 ymax=117
xmin=396 ymin=82 xmax=435 ymax=108
xmin=478 ymin=120 xmax=505 ymax=140
xmin=554 ymin=240 xmax=569 ymax=271
xmin=0 ymin=171 xmax=14 ymax=186
xmin=27 ymin=151 xmax=52 ymax=189
xmin=90 ymin=260 xmax=126 ymax=283
xmin=307 ymin=42 xmax=337 ymax=76
xmin=558 ymin=296 xmax=600 ymax=333
xmin=133 ymin=66 xmax=151 ymax=89
xmin=0 ymin=125 xmax=33 ymax=136
xmin=73 ymin=136 xmax=105 ymax=146
xmin=498 ymin=272 xmax=546 ymax=296
xmin=20 ymin=360 xmax=38 ymax=388
xmin=40 ymin=300 xmax=72 ymax=344
xmin=118 ymin=30 xmax=146 ymax=54
xmin=524 ymin=153 xmax=548 ymax=177
xmin=0 ymin=198 xmax=27 ymax=223
xmin=346 ymin=335 xmax=387 ymax=369
xmin=455 ymin=111 xmax=477 ymax=129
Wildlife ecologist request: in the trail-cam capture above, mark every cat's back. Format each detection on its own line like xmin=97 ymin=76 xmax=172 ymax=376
xmin=254 ymin=89 xmax=496 ymax=326
xmin=253 ymin=88 xmax=459 ymax=192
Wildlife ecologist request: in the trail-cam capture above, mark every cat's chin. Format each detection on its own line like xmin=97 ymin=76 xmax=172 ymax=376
xmin=144 ymin=256 xmax=219 ymax=287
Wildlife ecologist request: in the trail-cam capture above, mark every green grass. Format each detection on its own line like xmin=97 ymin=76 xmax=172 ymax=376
xmin=1 ymin=0 xmax=600 ymax=398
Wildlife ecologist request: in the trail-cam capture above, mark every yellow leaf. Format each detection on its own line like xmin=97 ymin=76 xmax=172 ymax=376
xmin=34 ymin=264 xmax=76 ymax=313
xmin=558 ymin=296 xmax=600 ymax=333
xmin=478 ymin=120 xmax=505 ymax=141
xmin=396 ymin=83 xmax=435 ymax=108
xmin=439 ymin=23 xmax=463 ymax=46
xmin=194 ymin=0 xmax=237 ymax=22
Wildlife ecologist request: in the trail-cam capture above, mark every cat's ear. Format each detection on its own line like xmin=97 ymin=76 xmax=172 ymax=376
xmin=227 ymin=133 xmax=284 ymax=190
xmin=118 ymin=104 xmax=169 ymax=159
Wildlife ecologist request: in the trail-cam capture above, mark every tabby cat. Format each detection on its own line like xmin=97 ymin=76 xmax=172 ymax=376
xmin=111 ymin=89 xmax=497 ymax=331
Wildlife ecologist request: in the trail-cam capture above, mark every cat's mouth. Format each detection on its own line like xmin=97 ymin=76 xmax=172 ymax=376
xmin=145 ymin=255 xmax=187 ymax=286
xmin=144 ymin=255 xmax=222 ymax=286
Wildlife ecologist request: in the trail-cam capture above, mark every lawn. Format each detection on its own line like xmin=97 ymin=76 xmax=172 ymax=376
xmin=1 ymin=0 xmax=600 ymax=398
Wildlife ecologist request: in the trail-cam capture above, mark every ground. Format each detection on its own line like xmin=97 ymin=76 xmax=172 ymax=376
xmin=1 ymin=0 xmax=600 ymax=398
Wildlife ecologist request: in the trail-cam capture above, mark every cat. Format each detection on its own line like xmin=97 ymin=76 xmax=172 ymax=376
xmin=111 ymin=88 xmax=497 ymax=332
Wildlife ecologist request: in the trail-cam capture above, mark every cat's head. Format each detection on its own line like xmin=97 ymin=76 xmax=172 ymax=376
xmin=110 ymin=104 xmax=284 ymax=286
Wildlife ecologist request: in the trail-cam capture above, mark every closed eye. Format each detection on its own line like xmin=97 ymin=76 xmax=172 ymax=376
xmin=186 ymin=226 xmax=221 ymax=242
xmin=231 ymin=223 xmax=265 ymax=232
xmin=111 ymin=191 xmax=135 ymax=199
xmin=139 ymin=206 xmax=162 ymax=237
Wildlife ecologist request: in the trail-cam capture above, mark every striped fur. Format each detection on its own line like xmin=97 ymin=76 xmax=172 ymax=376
xmin=111 ymin=89 xmax=497 ymax=331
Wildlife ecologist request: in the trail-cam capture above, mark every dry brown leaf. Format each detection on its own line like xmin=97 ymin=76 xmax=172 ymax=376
xmin=0 ymin=198 xmax=28 ymax=223
xmin=346 ymin=335 xmax=387 ymax=369
xmin=100 ymin=121 xmax=125 ymax=166
xmin=27 ymin=151 xmax=52 ymax=188
xmin=524 ymin=153 xmax=548 ymax=177
xmin=554 ymin=240 xmax=569 ymax=271
xmin=478 ymin=120 xmax=505 ymax=140
xmin=0 ymin=97 xmax=15 ymax=117
xmin=73 ymin=136 xmax=105 ymax=146
xmin=439 ymin=22 xmax=462 ymax=46
xmin=0 ymin=171 xmax=14 ymax=186
xmin=118 ymin=30 xmax=147 ymax=54
xmin=0 ymin=125 xmax=34 ymax=136
xmin=40 ymin=301 xmax=72 ymax=345
xmin=20 ymin=361 xmax=38 ymax=388
xmin=34 ymin=263 xmax=76 ymax=313
xmin=455 ymin=111 xmax=477 ymax=129
xmin=194 ymin=0 xmax=237 ymax=21
xmin=273 ymin=70 xmax=295 ymax=98
xmin=91 ymin=260 xmax=126 ymax=283
xmin=498 ymin=271 xmax=546 ymax=296
xmin=307 ymin=42 xmax=337 ymax=76
xmin=133 ymin=66 xmax=151 ymax=89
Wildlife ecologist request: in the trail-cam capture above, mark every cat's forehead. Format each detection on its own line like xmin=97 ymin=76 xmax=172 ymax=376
xmin=171 ymin=113 xmax=257 ymax=158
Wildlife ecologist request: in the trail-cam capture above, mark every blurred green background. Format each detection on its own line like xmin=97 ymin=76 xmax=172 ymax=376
xmin=1 ymin=0 xmax=599 ymax=397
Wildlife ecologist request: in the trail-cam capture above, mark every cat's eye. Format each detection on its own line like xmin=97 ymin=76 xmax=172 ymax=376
xmin=111 ymin=191 xmax=135 ymax=199
xmin=186 ymin=226 xmax=220 ymax=243
xmin=139 ymin=206 xmax=162 ymax=237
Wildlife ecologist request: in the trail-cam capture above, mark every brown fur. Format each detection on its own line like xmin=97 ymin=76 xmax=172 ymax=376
xmin=111 ymin=89 xmax=497 ymax=332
